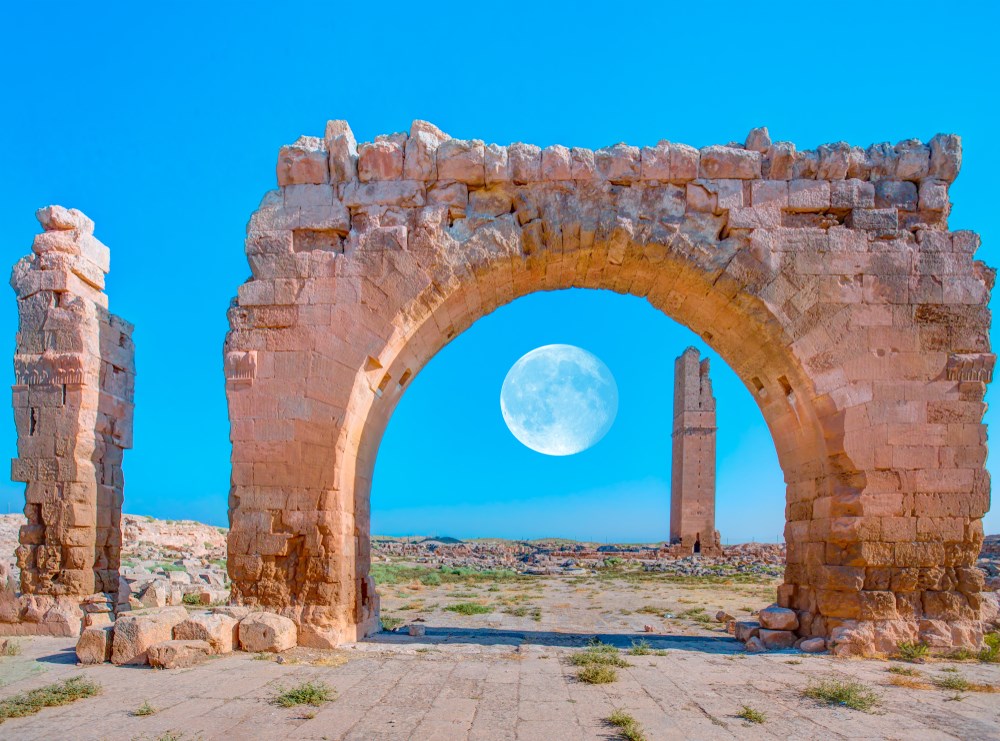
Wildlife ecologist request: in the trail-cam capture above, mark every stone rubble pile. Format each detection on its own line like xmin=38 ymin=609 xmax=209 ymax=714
xmin=731 ymin=603 xmax=828 ymax=654
xmin=76 ymin=605 xmax=296 ymax=669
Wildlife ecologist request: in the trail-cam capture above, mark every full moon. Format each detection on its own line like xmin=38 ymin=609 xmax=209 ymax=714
xmin=500 ymin=344 xmax=618 ymax=456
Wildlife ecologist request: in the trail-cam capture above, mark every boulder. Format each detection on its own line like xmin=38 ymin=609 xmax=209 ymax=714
xmin=77 ymin=625 xmax=113 ymax=664
xmin=111 ymin=606 xmax=188 ymax=665
xmin=139 ymin=581 xmax=168 ymax=609
xmin=760 ymin=629 xmax=797 ymax=650
xmin=174 ymin=613 xmax=238 ymax=654
xmin=408 ymin=624 xmax=426 ymax=637
xmin=734 ymin=620 xmax=760 ymax=643
xmin=148 ymin=639 xmax=213 ymax=669
xmin=715 ymin=610 xmax=734 ymax=623
xmin=239 ymin=612 xmax=297 ymax=652
xmin=213 ymin=605 xmax=251 ymax=621
xmin=758 ymin=605 xmax=799 ymax=631
xmin=800 ymin=637 xmax=827 ymax=653
xmin=745 ymin=636 xmax=766 ymax=653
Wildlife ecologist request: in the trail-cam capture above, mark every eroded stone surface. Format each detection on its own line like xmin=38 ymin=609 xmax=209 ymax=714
xmin=3 ymin=207 xmax=134 ymax=637
xmin=224 ymin=121 xmax=992 ymax=655
xmin=238 ymin=611 xmax=296 ymax=652
xmin=110 ymin=606 xmax=188 ymax=665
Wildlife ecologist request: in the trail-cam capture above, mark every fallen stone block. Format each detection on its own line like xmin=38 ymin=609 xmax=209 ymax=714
xmin=148 ymin=639 xmax=213 ymax=669
xmin=408 ymin=624 xmax=425 ymax=637
xmin=745 ymin=636 xmax=766 ymax=653
xmin=77 ymin=625 xmax=113 ymax=664
xmin=758 ymin=605 xmax=799 ymax=631
xmin=760 ymin=629 xmax=797 ymax=650
xmin=239 ymin=612 xmax=297 ymax=652
xmin=734 ymin=620 xmax=760 ymax=643
xmin=174 ymin=613 xmax=238 ymax=654
xmin=213 ymin=605 xmax=251 ymax=621
xmin=800 ymin=637 xmax=827 ymax=653
xmin=715 ymin=610 xmax=734 ymax=623
xmin=111 ymin=606 xmax=188 ymax=665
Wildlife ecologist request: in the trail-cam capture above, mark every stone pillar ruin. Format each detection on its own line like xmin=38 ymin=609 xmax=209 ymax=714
xmin=670 ymin=347 xmax=721 ymax=555
xmin=2 ymin=206 xmax=134 ymax=636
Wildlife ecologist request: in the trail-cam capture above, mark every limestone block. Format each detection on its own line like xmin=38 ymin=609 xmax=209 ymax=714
xmin=831 ymin=179 xmax=875 ymax=209
xmin=792 ymin=150 xmax=819 ymax=179
xmin=875 ymin=180 xmax=917 ymax=210
xmin=817 ymin=142 xmax=850 ymax=180
xmin=758 ymin=605 xmax=799 ymax=630
xmin=734 ymin=620 xmax=760 ymax=642
xmin=929 ymin=133 xmax=962 ymax=183
xmin=213 ymin=605 xmax=251 ymax=621
xmin=919 ymin=180 xmax=949 ymax=212
xmin=698 ymin=145 xmax=761 ymax=179
xmin=764 ymin=141 xmax=795 ymax=179
xmin=788 ymin=180 xmax=830 ymax=212
xmin=76 ymin=624 xmax=113 ymax=664
xmin=111 ymin=606 xmax=188 ymax=665
xmin=484 ymin=143 xmax=510 ymax=183
xmin=669 ymin=143 xmax=699 ymax=182
xmin=509 ymin=143 xmax=541 ymax=184
xmin=148 ymin=639 xmax=213 ymax=669
xmin=847 ymin=208 xmax=897 ymax=233
xmin=745 ymin=636 xmax=766 ymax=653
xmin=36 ymin=205 xmax=95 ymax=234
xmin=596 ymin=144 xmax=640 ymax=184
xmin=277 ymin=136 xmax=329 ymax=186
xmin=759 ymin=629 xmax=797 ymax=650
xmin=174 ymin=612 xmax=238 ymax=654
xmin=541 ymin=145 xmax=572 ymax=181
xmin=570 ymin=147 xmax=596 ymax=180
xmin=639 ymin=142 xmax=671 ymax=180
xmin=799 ymin=637 xmax=826 ymax=653
xmin=404 ymin=120 xmax=449 ymax=180
xmin=325 ymin=120 xmax=358 ymax=182
xmin=239 ymin=611 xmax=297 ymax=652
xmin=357 ymin=139 xmax=404 ymax=182
xmin=744 ymin=127 xmax=770 ymax=153
xmin=894 ymin=139 xmax=931 ymax=181
xmin=436 ymin=139 xmax=485 ymax=185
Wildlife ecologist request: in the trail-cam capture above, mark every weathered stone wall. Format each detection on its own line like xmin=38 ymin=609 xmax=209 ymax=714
xmin=670 ymin=347 xmax=720 ymax=555
xmin=2 ymin=207 xmax=134 ymax=636
xmin=225 ymin=120 xmax=993 ymax=654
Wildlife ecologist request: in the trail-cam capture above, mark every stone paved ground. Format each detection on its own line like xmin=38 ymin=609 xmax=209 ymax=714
xmin=1 ymin=631 xmax=999 ymax=740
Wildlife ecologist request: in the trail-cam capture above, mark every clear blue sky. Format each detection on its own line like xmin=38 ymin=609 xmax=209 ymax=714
xmin=0 ymin=1 xmax=997 ymax=541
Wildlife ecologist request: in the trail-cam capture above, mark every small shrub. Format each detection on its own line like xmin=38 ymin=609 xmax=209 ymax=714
xmin=947 ymin=648 xmax=975 ymax=661
xmin=979 ymin=632 xmax=1000 ymax=663
xmin=888 ymin=666 xmax=920 ymax=677
xmin=897 ymin=641 xmax=929 ymax=662
xmin=569 ymin=643 xmax=631 ymax=668
xmin=736 ymin=705 xmax=766 ymax=724
xmin=578 ymin=664 xmax=618 ymax=684
xmin=803 ymin=679 xmax=881 ymax=712
xmin=628 ymin=639 xmax=652 ymax=656
xmin=181 ymin=593 xmax=201 ymax=606
xmin=933 ymin=674 xmax=971 ymax=692
xmin=606 ymin=709 xmax=647 ymax=740
xmin=0 ymin=640 xmax=22 ymax=657
xmin=0 ymin=676 xmax=101 ymax=722
xmin=445 ymin=602 xmax=491 ymax=616
xmin=273 ymin=681 xmax=335 ymax=708
xmin=132 ymin=700 xmax=157 ymax=717
xmin=420 ymin=572 xmax=442 ymax=586
xmin=380 ymin=616 xmax=403 ymax=631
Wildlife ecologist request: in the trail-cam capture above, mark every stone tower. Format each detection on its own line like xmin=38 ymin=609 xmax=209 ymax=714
xmin=670 ymin=347 xmax=720 ymax=555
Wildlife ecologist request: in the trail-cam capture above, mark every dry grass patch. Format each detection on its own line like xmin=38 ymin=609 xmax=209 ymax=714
xmin=888 ymin=676 xmax=932 ymax=690
xmin=578 ymin=664 xmax=618 ymax=684
xmin=803 ymin=679 xmax=882 ymax=712
xmin=0 ymin=676 xmax=101 ymax=723
xmin=736 ymin=705 xmax=766 ymax=723
xmin=273 ymin=681 xmax=335 ymax=708
xmin=606 ymin=709 xmax=648 ymax=740
xmin=932 ymin=674 xmax=997 ymax=693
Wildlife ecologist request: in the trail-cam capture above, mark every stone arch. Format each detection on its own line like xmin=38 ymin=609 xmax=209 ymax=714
xmin=225 ymin=121 xmax=993 ymax=655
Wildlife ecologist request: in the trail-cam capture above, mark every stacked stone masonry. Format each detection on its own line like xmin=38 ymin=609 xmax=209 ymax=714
xmin=670 ymin=347 xmax=721 ymax=555
xmin=3 ymin=207 xmax=134 ymax=636
xmin=225 ymin=120 xmax=993 ymax=655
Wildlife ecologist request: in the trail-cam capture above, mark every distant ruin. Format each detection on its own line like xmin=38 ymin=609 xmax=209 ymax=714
xmin=222 ymin=119 xmax=994 ymax=655
xmin=670 ymin=347 xmax=721 ymax=555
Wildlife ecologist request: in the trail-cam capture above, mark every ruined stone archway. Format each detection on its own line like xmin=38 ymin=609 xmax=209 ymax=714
xmin=224 ymin=121 xmax=994 ymax=655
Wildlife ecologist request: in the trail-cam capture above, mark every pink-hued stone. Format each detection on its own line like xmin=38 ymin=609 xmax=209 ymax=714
xmin=358 ymin=139 xmax=404 ymax=182
xmin=596 ymin=144 xmax=640 ymax=184
xmin=699 ymin=145 xmax=761 ymax=179
xmin=436 ymin=139 xmax=485 ymax=185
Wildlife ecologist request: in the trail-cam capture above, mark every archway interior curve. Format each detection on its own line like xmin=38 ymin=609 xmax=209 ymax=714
xmin=368 ymin=286 xmax=785 ymax=545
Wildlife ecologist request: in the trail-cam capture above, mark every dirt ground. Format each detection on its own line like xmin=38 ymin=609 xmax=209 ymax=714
xmin=1 ymin=572 xmax=999 ymax=740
